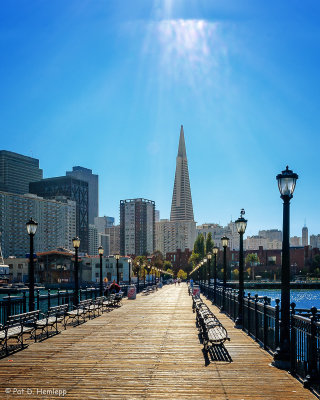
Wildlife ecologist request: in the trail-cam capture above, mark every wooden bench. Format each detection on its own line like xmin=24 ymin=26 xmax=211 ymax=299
xmin=66 ymin=299 xmax=91 ymax=326
xmin=191 ymin=295 xmax=230 ymax=349
xmin=1 ymin=311 xmax=40 ymax=356
xmin=35 ymin=304 xmax=69 ymax=340
xmin=205 ymin=324 xmax=230 ymax=348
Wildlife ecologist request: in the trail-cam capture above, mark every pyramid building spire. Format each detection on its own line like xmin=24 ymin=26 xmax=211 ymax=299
xmin=170 ymin=125 xmax=194 ymax=222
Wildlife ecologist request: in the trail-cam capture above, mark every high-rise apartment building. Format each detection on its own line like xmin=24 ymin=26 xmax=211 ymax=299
xmin=155 ymin=219 xmax=196 ymax=254
xmin=98 ymin=233 xmax=110 ymax=256
xmin=170 ymin=126 xmax=194 ymax=222
xmin=30 ymin=176 xmax=89 ymax=253
xmin=0 ymin=191 xmax=76 ymax=258
xmin=105 ymin=225 xmax=120 ymax=255
xmin=290 ymin=236 xmax=301 ymax=247
xmin=66 ymin=166 xmax=98 ymax=225
xmin=0 ymin=150 xmax=43 ymax=194
xmin=258 ymin=229 xmax=282 ymax=242
xmin=197 ymin=222 xmax=240 ymax=250
xmin=88 ymin=224 xmax=99 ymax=256
xmin=94 ymin=216 xmax=114 ymax=233
xmin=302 ymin=225 xmax=308 ymax=246
xmin=310 ymin=234 xmax=320 ymax=249
xmin=120 ymin=198 xmax=155 ymax=256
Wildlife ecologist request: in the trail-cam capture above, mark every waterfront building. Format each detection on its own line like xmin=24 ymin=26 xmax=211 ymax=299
xmin=120 ymin=198 xmax=155 ymax=256
xmin=105 ymin=225 xmax=120 ymax=255
xmin=155 ymin=210 xmax=160 ymax=222
xmin=82 ymin=255 xmax=131 ymax=283
xmin=0 ymin=150 xmax=43 ymax=194
xmin=66 ymin=166 xmax=98 ymax=225
xmin=30 ymin=176 xmax=89 ymax=254
xmin=302 ymin=225 xmax=308 ymax=246
xmin=0 ymin=192 xmax=76 ymax=258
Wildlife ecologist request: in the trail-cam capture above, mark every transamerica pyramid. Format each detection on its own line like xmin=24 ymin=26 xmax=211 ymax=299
xmin=170 ymin=125 xmax=194 ymax=221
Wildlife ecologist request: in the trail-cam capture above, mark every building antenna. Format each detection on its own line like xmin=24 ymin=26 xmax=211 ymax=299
xmin=304 ymin=218 xmax=307 ymax=228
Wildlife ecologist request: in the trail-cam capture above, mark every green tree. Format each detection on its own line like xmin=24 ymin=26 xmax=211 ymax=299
xmin=163 ymin=260 xmax=173 ymax=271
xmin=233 ymin=268 xmax=239 ymax=279
xmin=205 ymin=232 xmax=214 ymax=255
xmin=245 ymin=253 xmax=260 ymax=280
xmin=133 ymin=256 xmax=147 ymax=277
xmin=177 ymin=269 xmax=187 ymax=280
xmin=194 ymin=234 xmax=205 ymax=258
xmin=153 ymin=251 xmax=164 ymax=270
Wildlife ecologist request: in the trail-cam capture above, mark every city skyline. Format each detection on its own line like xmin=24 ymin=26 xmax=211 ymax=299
xmin=1 ymin=1 xmax=320 ymax=237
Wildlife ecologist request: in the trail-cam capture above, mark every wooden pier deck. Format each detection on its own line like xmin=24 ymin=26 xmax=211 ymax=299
xmin=0 ymin=284 xmax=317 ymax=399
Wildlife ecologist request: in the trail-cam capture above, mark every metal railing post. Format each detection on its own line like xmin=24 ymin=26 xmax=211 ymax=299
xmin=290 ymin=303 xmax=296 ymax=373
xmin=304 ymin=307 xmax=319 ymax=387
xmin=263 ymin=296 xmax=268 ymax=350
xmin=275 ymin=299 xmax=280 ymax=349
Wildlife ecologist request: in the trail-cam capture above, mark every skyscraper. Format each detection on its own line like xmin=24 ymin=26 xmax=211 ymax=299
xmin=302 ymin=225 xmax=308 ymax=246
xmin=170 ymin=125 xmax=194 ymax=222
xmin=120 ymin=198 xmax=155 ymax=256
xmin=66 ymin=166 xmax=98 ymax=225
xmin=155 ymin=126 xmax=196 ymax=255
xmin=0 ymin=150 xmax=43 ymax=194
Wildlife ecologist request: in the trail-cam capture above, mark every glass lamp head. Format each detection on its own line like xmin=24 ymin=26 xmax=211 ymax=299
xmin=207 ymin=252 xmax=212 ymax=260
xmin=276 ymin=166 xmax=298 ymax=198
xmin=72 ymin=237 xmax=80 ymax=249
xmin=26 ymin=217 xmax=38 ymax=236
xmin=115 ymin=254 xmax=120 ymax=260
xmin=235 ymin=209 xmax=247 ymax=234
xmin=221 ymin=236 xmax=229 ymax=248
xmin=213 ymin=247 xmax=219 ymax=255
xmin=98 ymin=246 xmax=104 ymax=256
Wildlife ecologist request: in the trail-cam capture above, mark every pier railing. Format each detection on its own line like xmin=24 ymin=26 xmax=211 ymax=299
xmin=200 ymin=282 xmax=320 ymax=391
xmin=0 ymin=281 xmax=157 ymax=326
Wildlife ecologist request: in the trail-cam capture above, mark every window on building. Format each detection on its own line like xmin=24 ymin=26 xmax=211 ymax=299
xmin=268 ymin=256 xmax=276 ymax=265
xmin=95 ymin=272 xmax=99 ymax=278
xmin=107 ymin=272 xmax=111 ymax=281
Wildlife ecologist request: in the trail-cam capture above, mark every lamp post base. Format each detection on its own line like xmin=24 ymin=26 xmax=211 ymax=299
xmin=303 ymin=374 xmax=320 ymax=388
xmin=234 ymin=316 xmax=242 ymax=328
xmin=273 ymin=347 xmax=290 ymax=370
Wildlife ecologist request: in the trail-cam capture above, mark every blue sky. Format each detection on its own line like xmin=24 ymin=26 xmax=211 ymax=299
xmin=1 ymin=0 xmax=320 ymax=237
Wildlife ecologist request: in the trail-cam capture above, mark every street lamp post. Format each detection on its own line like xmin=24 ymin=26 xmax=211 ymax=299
xmin=72 ymin=237 xmax=80 ymax=306
xmin=207 ymin=253 xmax=212 ymax=298
xmin=128 ymin=258 xmax=132 ymax=285
xmin=213 ymin=247 xmax=219 ymax=304
xmin=115 ymin=254 xmax=120 ymax=284
xmin=26 ymin=218 xmax=38 ymax=312
xmin=235 ymin=209 xmax=247 ymax=328
xmin=274 ymin=166 xmax=298 ymax=369
xmin=143 ymin=263 xmax=146 ymax=288
xmin=221 ymin=236 xmax=229 ymax=312
xmin=98 ymin=246 xmax=104 ymax=296
xmin=136 ymin=261 xmax=140 ymax=293
xmin=203 ymin=258 xmax=207 ymax=293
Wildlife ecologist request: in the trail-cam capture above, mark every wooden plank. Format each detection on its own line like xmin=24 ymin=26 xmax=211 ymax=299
xmin=0 ymin=284 xmax=316 ymax=399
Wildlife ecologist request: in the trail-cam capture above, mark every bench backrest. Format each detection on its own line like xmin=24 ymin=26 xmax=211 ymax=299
xmin=8 ymin=310 xmax=40 ymax=327
xmin=47 ymin=304 xmax=69 ymax=317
